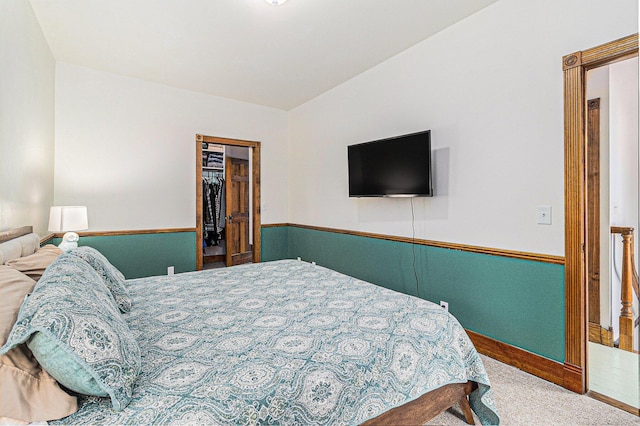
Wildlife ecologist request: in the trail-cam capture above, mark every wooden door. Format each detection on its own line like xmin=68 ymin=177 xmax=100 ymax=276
xmin=225 ymin=156 xmax=252 ymax=266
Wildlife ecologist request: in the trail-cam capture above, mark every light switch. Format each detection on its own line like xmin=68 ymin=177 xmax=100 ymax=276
xmin=536 ymin=205 xmax=552 ymax=225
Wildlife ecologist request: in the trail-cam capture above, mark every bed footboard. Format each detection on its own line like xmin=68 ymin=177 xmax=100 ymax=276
xmin=361 ymin=381 xmax=478 ymax=426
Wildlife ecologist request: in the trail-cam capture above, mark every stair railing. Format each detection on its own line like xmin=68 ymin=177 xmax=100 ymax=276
xmin=611 ymin=226 xmax=639 ymax=352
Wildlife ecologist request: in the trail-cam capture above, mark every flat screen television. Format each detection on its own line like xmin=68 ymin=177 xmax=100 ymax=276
xmin=348 ymin=130 xmax=433 ymax=197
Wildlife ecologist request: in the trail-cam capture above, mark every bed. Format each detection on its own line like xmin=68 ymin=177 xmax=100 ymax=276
xmin=1 ymin=227 xmax=499 ymax=425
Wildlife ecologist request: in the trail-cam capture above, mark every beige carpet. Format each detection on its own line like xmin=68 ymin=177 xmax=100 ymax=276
xmin=427 ymin=355 xmax=639 ymax=425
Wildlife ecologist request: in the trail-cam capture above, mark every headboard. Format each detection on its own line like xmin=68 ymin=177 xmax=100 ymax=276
xmin=0 ymin=226 xmax=40 ymax=265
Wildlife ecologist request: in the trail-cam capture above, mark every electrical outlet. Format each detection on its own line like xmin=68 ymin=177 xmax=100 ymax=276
xmin=167 ymin=266 xmax=174 ymax=275
xmin=440 ymin=301 xmax=449 ymax=312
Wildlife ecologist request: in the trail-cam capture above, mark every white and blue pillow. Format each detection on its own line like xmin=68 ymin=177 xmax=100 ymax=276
xmin=0 ymin=252 xmax=140 ymax=411
xmin=67 ymin=246 xmax=132 ymax=313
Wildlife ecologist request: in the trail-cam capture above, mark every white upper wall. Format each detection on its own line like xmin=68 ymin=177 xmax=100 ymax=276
xmin=0 ymin=0 xmax=55 ymax=236
xmin=288 ymin=0 xmax=638 ymax=256
xmin=608 ymin=58 xmax=639 ymax=335
xmin=54 ymin=63 xmax=289 ymax=231
xmin=609 ymin=58 xmax=639 ymax=234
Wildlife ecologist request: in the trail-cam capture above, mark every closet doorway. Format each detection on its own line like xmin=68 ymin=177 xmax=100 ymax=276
xmin=195 ymin=134 xmax=261 ymax=270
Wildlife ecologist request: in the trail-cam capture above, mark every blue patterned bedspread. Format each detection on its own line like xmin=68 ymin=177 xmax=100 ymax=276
xmin=53 ymin=259 xmax=499 ymax=425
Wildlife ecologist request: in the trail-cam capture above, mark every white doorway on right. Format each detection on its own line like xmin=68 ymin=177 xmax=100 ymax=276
xmin=585 ymin=56 xmax=639 ymax=412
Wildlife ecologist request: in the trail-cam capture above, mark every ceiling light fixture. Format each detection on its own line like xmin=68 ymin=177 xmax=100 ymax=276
xmin=265 ymin=0 xmax=288 ymax=5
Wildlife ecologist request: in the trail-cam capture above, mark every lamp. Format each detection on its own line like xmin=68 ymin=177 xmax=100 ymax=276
xmin=48 ymin=206 xmax=89 ymax=251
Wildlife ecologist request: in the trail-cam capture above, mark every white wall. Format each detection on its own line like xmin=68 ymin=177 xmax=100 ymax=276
xmin=608 ymin=57 xmax=639 ymax=342
xmin=288 ymin=0 xmax=638 ymax=256
xmin=0 ymin=0 xmax=55 ymax=236
xmin=54 ymin=63 xmax=289 ymax=231
xmin=609 ymin=57 xmax=639 ymax=256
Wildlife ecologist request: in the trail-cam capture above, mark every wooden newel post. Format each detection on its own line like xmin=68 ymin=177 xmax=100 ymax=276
xmin=618 ymin=228 xmax=634 ymax=352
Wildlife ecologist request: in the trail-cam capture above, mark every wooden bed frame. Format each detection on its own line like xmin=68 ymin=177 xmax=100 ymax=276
xmin=0 ymin=225 xmax=33 ymax=243
xmin=0 ymin=226 xmax=478 ymax=425
xmin=364 ymin=381 xmax=477 ymax=425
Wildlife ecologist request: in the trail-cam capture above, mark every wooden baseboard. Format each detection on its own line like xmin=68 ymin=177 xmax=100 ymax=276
xmin=588 ymin=390 xmax=640 ymax=417
xmin=467 ymin=329 xmax=590 ymax=394
xmin=232 ymin=251 xmax=253 ymax=265
xmin=588 ymin=322 xmax=600 ymax=343
xmin=465 ymin=329 xmax=566 ymax=387
xmin=562 ymin=362 xmax=585 ymax=393
xmin=589 ymin=322 xmax=614 ymax=346
xmin=204 ymin=254 xmax=225 ymax=263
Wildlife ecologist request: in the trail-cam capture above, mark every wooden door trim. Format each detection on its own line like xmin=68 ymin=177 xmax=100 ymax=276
xmin=225 ymin=155 xmax=233 ymax=267
xmin=563 ymin=33 xmax=638 ymax=393
xmin=196 ymin=134 xmax=261 ymax=270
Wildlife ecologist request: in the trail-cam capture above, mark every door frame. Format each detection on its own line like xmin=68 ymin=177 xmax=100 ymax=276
xmin=195 ymin=134 xmax=261 ymax=270
xmin=562 ymin=33 xmax=638 ymax=393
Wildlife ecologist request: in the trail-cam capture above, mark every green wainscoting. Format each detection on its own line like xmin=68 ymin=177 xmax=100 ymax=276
xmin=49 ymin=225 xmax=564 ymax=363
xmin=51 ymin=232 xmax=196 ymax=279
xmin=261 ymin=226 xmax=289 ymax=261
xmin=262 ymin=225 xmax=565 ymax=363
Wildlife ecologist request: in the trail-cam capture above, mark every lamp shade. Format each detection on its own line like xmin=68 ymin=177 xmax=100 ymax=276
xmin=48 ymin=206 xmax=89 ymax=232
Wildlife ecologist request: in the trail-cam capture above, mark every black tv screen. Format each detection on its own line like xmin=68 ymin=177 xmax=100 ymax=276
xmin=348 ymin=130 xmax=433 ymax=197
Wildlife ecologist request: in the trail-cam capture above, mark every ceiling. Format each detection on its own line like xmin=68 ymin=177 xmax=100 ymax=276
xmin=30 ymin=0 xmax=499 ymax=111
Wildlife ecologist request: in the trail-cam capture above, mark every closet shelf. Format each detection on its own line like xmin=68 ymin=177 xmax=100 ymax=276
xmin=202 ymin=144 xmax=224 ymax=153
